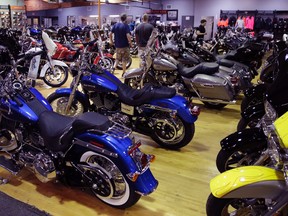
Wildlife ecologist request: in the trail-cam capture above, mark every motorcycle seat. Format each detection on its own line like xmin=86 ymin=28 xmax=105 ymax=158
xmin=63 ymin=44 xmax=79 ymax=51
xmin=117 ymin=83 xmax=176 ymax=106
xmin=216 ymin=50 xmax=237 ymax=61
xmin=217 ymin=59 xmax=235 ymax=68
xmin=177 ymin=62 xmax=219 ymax=78
xmin=39 ymin=111 xmax=111 ymax=151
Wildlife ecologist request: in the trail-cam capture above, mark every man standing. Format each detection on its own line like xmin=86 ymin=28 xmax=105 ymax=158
xmin=135 ymin=14 xmax=154 ymax=57
xmin=196 ymin=19 xmax=207 ymax=45
xmin=109 ymin=13 xmax=132 ymax=76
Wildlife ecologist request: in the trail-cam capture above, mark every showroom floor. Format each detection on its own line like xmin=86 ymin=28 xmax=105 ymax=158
xmin=0 ymin=56 xmax=244 ymax=216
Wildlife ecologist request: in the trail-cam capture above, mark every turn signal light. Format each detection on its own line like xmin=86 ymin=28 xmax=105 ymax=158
xmin=190 ymin=105 xmax=200 ymax=116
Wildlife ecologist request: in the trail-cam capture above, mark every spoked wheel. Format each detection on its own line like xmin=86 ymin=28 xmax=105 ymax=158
xmin=116 ymin=56 xmax=132 ymax=70
xmin=206 ymin=194 xmax=269 ymax=216
xmin=47 ymin=93 xmax=88 ymax=117
xmin=43 ymin=66 xmax=68 ymax=87
xmin=151 ymin=113 xmax=195 ymax=149
xmin=98 ymin=57 xmax=114 ymax=70
xmin=80 ymin=151 xmax=141 ymax=209
xmin=216 ymin=148 xmax=265 ymax=173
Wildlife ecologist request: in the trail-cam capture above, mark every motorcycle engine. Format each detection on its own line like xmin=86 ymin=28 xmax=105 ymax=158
xmin=19 ymin=149 xmax=56 ymax=183
xmin=154 ymin=70 xmax=178 ymax=85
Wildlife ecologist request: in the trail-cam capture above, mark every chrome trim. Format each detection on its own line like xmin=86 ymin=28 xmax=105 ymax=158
xmin=140 ymin=104 xmax=177 ymax=115
xmin=190 ymin=97 xmax=237 ymax=104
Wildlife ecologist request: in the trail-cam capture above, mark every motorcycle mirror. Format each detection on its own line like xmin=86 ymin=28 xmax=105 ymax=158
xmin=42 ymin=31 xmax=57 ymax=56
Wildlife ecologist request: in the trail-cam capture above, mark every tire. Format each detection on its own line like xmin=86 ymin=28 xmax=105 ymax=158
xmin=203 ymin=102 xmax=227 ymax=109
xmin=116 ymin=56 xmax=132 ymax=70
xmin=79 ymin=151 xmax=141 ymax=209
xmin=216 ymin=148 xmax=264 ymax=173
xmin=98 ymin=57 xmax=114 ymax=70
xmin=151 ymin=113 xmax=195 ymax=149
xmin=206 ymin=194 xmax=268 ymax=216
xmin=47 ymin=93 xmax=88 ymax=117
xmin=43 ymin=66 xmax=69 ymax=87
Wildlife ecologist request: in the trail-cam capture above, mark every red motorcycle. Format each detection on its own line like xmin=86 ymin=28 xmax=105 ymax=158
xmin=52 ymin=40 xmax=83 ymax=62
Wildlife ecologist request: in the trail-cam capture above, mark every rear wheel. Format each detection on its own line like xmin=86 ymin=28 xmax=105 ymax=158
xmin=43 ymin=66 xmax=68 ymax=87
xmin=151 ymin=113 xmax=195 ymax=149
xmin=98 ymin=57 xmax=114 ymax=70
xmin=47 ymin=93 xmax=88 ymax=117
xmin=203 ymin=102 xmax=227 ymax=109
xmin=80 ymin=151 xmax=141 ymax=209
xmin=206 ymin=194 xmax=269 ymax=216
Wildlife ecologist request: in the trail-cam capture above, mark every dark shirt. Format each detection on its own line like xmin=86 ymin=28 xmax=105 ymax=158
xmin=111 ymin=22 xmax=130 ymax=48
xmin=135 ymin=22 xmax=154 ymax=47
xmin=196 ymin=25 xmax=205 ymax=39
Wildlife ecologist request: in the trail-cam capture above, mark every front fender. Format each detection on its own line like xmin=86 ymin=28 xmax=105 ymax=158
xmin=211 ymin=166 xmax=285 ymax=199
xmin=49 ymin=88 xmax=90 ymax=106
xmin=243 ymin=84 xmax=267 ymax=99
xmin=149 ymin=95 xmax=198 ymax=123
xmin=220 ymin=128 xmax=267 ymax=151
xmin=73 ymin=133 xmax=158 ymax=195
xmin=40 ymin=60 xmax=69 ymax=77
xmin=123 ymin=67 xmax=144 ymax=79
xmin=241 ymin=102 xmax=265 ymax=120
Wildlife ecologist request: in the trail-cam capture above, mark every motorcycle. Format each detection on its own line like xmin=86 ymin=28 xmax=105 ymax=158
xmin=22 ymin=33 xmax=70 ymax=87
xmin=123 ymin=42 xmax=239 ymax=109
xmin=0 ymin=32 xmax=158 ymax=209
xmin=216 ymin=49 xmax=288 ymax=173
xmin=237 ymin=46 xmax=288 ymax=131
xmin=206 ymin=109 xmax=288 ymax=216
xmin=47 ymin=41 xmax=200 ymax=149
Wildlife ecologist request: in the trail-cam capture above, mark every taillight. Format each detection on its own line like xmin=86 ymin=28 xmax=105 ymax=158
xmin=190 ymin=105 xmax=200 ymax=116
xmin=230 ymin=76 xmax=239 ymax=85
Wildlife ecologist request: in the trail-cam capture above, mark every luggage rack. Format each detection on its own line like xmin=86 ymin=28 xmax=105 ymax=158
xmin=88 ymin=121 xmax=132 ymax=139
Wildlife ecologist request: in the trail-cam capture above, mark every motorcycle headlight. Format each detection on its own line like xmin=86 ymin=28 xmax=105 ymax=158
xmin=69 ymin=62 xmax=79 ymax=77
xmin=264 ymin=100 xmax=277 ymax=120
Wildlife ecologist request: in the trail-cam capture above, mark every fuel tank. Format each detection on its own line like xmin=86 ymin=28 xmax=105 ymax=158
xmin=153 ymin=57 xmax=177 ymax=71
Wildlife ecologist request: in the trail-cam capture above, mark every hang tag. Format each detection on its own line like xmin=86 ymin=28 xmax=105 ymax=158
xmin=121 ymin=103 xmax=134 ymax=115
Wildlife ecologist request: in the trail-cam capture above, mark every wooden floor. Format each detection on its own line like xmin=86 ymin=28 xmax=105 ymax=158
xmin=0 ymin=57 xmax=244 ymax=216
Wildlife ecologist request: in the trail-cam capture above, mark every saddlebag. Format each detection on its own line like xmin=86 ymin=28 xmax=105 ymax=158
xmin=191 ymin=74 xmax=234 ymax=101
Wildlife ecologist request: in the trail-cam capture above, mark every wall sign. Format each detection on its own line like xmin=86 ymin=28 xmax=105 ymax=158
xmin=167 ymin=10 xmax=178 ymax=21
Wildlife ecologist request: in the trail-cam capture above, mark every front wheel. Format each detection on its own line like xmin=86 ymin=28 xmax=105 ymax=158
xmin=47 ymin=93 xmax=88 ymax=117
xmin=43 ymin=66 xmax=69 ymax=87
xmin=80 ymin=151 xmax=141 ymax=209
xmin=151 ymin=113 xmax=195 ymax=149
xmin=206 ymin=194 xmax=269 ymax=216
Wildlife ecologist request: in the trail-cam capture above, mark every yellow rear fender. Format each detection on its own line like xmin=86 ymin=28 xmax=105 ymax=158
xmin=210 ymin=166 xmax=285 ymax=199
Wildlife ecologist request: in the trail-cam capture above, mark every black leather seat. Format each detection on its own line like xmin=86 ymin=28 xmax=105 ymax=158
xmin=218 ymin=59 xmax=235 ymax=68
xmin=117 ymin=83 xmax=176 ymax=106
xmin=216 ymin=50 xmax=237 ymax=61
xmin=72 ymin=112 xmax=112 ymax=133
xmin=177 ymin=62 xmax=219 ymax=78
xmin=38 ymin=111 xmax=111 ymax=151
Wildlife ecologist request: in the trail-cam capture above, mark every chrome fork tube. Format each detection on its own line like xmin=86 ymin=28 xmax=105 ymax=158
xmin=65 ymin=71 xmax=82 ymax=114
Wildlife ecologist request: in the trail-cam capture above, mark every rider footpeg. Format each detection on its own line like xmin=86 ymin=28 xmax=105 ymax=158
xmin=0 ymin=156 xmax=21 ymax=175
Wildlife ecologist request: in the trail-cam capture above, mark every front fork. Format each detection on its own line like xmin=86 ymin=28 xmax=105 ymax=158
xmin=65 ymin=72 xmax=82 ymax=114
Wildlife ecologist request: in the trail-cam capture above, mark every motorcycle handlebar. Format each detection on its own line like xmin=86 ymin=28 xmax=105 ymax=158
xmin=16 ymin=50 xmax=44 ymax=64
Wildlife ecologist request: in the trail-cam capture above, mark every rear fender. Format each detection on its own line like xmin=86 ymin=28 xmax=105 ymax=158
xmin=211 ymin=166 xmax=285 ymax=199
xmin=220 ymin=127 xmax=267 ymax=151
xmin=70 ymin=133 xmax=158 ymax=195
xmin=149 ymin=95 xmax=198 ymax=123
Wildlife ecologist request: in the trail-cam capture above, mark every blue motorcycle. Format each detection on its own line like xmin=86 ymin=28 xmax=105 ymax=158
xmin=47 ymin=43 xmax=200 ymax=149
xmin=0 ymin=32 xmax=158 ymax=209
